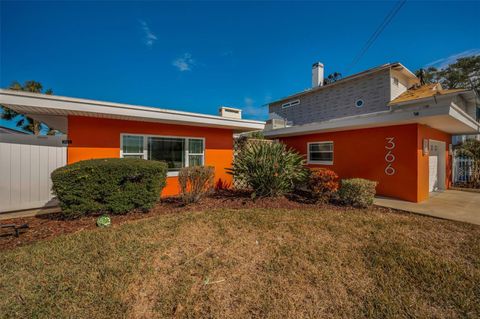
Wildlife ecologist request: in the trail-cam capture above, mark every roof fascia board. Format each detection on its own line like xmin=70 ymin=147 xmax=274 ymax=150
xmin=392 ymin=62 xmax=417 ymax=79
xmin=0 ymin=89 xmax=263 ymax=124
xmin=449 ymin=103 xmax=480 ymax=131
xmin=0 ymin=90 xmax=265 ymax=131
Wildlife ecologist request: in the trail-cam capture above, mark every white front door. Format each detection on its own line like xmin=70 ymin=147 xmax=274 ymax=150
xmin=428 ymin=140 xmax=446 ymax=193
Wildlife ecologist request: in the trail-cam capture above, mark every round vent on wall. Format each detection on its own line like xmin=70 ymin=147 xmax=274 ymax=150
xmin=355 ymin=99 xmax=364 ymax=108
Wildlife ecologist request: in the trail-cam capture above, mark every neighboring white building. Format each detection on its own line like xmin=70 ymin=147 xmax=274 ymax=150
xmin=452 ymin=134 xmax=480 ymax=145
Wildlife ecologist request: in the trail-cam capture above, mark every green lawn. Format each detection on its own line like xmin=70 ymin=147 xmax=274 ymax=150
xmin=1 ymin=207 xmax=479 ymax=318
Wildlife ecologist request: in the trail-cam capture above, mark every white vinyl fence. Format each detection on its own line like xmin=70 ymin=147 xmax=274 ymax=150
xmin=0 ymin=134 xmax=67 ymax=213
xmin=453 ymin=156 xmax=476 ymax=184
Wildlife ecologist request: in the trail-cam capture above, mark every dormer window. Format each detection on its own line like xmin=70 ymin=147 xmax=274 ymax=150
xmin=393 ymin=77 xmax=399 ymax=86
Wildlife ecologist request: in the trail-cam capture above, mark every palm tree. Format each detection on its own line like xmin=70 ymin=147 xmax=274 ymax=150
xmin=23 ymin=80 xmax=43 ymax=93
xmin=324 ymin=72 xmax=342 ymax=85
xmin=0 ymin=80 xmax=56 ymax=135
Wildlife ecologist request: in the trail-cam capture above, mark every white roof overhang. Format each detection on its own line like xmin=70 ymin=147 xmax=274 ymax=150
xmin=264 ymin=98 xmax=480 ymax=138
xmin=0 ymin=89 xmax=265 ymax=133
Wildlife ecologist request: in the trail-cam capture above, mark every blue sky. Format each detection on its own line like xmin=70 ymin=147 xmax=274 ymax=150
xmin=1 ymin=0 xmax=479 ymax=131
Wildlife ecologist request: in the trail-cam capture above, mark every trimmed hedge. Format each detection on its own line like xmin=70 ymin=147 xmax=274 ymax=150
xmin=51 ymin=158 xmax=168 ymax=218
xmin=338 ymin=178 xmax=377 ymax=208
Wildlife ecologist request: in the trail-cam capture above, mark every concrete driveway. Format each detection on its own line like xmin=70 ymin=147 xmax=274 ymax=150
xmin=375 ymin=190 xmax=480 ymax=225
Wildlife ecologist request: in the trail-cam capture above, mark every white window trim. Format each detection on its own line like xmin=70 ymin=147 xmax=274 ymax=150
xmin=120 ymin=133 xmax=205 ymax=177
xmin=307 ymin=141 xmax=334 ymax=165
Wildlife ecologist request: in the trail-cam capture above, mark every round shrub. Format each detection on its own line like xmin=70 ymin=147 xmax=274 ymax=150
xmin=307 ymin=168 xmax=339 ymax=203
xmin=338 ymin=178 xmax=377 ymax=208
xmin=228 ymin=141 xmax=308 ymax=197
xmin=51 ymin=158 xmax=168 ymax=218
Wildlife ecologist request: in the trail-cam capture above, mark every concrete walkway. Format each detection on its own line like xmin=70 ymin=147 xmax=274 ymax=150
xmin=375 ymin=190 xmax=480 ymax=225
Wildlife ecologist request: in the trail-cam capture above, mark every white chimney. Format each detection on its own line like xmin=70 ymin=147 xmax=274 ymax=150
xmin=312 ymin=62 xmax=324 ymax=88
xmin=219 ymin=106 xmax=242 ymax=119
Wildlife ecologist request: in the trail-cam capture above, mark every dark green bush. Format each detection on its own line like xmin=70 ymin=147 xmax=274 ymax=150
xmin=51 ymin=158 xmax=167 ymax=218
xmin=338 ymin=178 xmax=377 ymax=208
xmin=178 ymin=166 xmax=215 ymax=204
xmin=228 ymin=141 xmax=308 ymax=197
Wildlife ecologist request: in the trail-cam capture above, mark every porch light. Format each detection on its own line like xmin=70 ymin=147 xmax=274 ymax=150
xmin=423 ymin=139 xmax=429 ymax=155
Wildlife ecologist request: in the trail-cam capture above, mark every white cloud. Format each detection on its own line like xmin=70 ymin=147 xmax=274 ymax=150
xmin=140 ymin=20 xmax=157 ymax=47
xmin=426 ymin=48 xmax=480 ymax=69
xmin=172 ymin=53 xmax=195 ymax=72
xmin=242 ymin=97 xmax=268 ymax=120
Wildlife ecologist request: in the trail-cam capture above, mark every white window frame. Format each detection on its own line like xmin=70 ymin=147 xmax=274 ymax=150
xmin=282 ymin=99 xmax=300 ymax=109
xmin=120 ymin=133 xmax=205 ymax=177
xmin=307 ymin=141 xmax=334 ymax=165
xmin=120 ymin=135 xmax=146 ymax=159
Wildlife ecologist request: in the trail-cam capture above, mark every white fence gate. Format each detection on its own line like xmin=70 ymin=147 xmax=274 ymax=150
xmin=453 ymin=156 xmax=476 ymax=184
xmin=0 ymin=134 xmax=67 ymax=213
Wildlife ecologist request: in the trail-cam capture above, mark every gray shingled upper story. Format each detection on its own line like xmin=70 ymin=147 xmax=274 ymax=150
xmin=268 ymin=63 xmax=417 ymax=126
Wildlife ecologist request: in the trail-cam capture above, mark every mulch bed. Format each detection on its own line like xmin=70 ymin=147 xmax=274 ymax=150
xmin=0 ymin=190 xmax=348 ymax=250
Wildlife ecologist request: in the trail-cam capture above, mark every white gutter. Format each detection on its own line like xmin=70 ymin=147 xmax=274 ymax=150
xmin=449 ymin=103 xmax=480 ymax=131
xmin=0 ymin=89 xmax=265 ymax=132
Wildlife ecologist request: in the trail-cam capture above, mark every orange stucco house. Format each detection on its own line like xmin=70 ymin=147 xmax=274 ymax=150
xmin=265 ymin=62 xmax=480 ymax=202
xmin=0 ymin=90 xmax=265 ymax=196
xmin=1 ymin=62 xmax=479 ymax=204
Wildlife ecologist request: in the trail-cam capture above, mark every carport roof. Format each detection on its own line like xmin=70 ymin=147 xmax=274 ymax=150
xmin=0 ymin=89 xmax=265 ymax=132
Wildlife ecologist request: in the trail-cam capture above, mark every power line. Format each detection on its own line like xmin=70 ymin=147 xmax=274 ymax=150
xmin=346 ymin=0 xmax=407 ymax=73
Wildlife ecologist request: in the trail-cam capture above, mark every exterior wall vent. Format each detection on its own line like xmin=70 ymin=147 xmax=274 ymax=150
xmin=355 ymin=99 xmax=365 ymax=108
xmin=282 ymin=99 xmax=300 ymax=109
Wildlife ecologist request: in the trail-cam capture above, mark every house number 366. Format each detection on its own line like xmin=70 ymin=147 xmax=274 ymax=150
xmin=385 ymin=137 xmax=396 ymax=176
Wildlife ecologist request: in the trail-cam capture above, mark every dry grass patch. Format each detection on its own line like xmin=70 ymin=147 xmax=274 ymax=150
xmin=1 ymin=207 xmax=479 ymax=318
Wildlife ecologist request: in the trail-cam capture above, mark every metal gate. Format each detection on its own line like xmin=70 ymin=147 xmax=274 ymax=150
xmin=0 ymin=133 xmax=67 ymax=213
